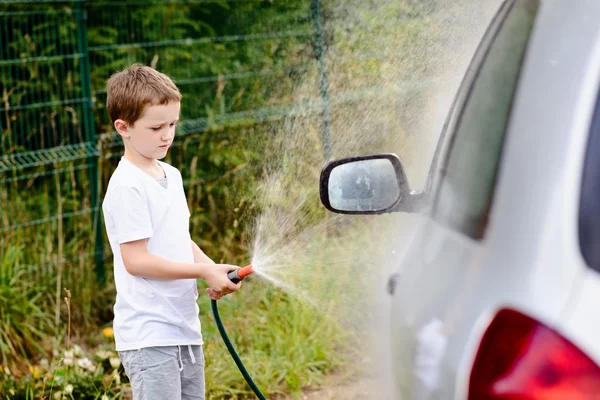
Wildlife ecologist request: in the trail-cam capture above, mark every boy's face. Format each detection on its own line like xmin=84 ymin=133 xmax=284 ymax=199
xmin=116 ymin=101 xmax=181 ymax=161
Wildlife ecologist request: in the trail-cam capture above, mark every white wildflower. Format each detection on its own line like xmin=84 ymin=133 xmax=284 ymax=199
xmin=109 ymin=357 xmax=121 ymax=369
xmin=96 ymin=350 xmax=112 ymax=360
xmin=77 ymin=357 xmax=95 ymax=371
xmin=101 ymin=395 xmax=110 ymax=400
xmin=64 ymin=384 xmax=73 ymax=394
xmin=63 ymin=357 xmax=74 ymax=366
xmin=40 ymin=358 xmax=49 ymax=368
xmin=64 ymin=349 xmax=74 ymax=359
xmin=73 ymin=345 xmax=84 ymax=356
xmin=53 ymin=391 xmax=62 ymax=399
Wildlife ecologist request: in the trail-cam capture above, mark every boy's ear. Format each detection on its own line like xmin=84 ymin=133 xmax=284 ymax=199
xmin=114 ymin=119 xmax=130 ymax=139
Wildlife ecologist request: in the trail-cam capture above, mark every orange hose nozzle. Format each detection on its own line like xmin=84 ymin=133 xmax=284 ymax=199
xmin=238 ymin=264 xmax=254 ymax=278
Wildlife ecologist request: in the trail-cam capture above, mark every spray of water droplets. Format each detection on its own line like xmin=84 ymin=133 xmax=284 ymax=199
xmin=242 ymin=0 xmax=502 ymax=313
xmin=237 ymin=1 xmax=504 ymax=395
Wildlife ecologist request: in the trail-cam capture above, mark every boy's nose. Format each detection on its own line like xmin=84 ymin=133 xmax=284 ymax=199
xmin=161 ymin=129 xmax=174 ymax=140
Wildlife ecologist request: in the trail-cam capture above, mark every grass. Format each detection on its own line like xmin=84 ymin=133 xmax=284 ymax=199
xmin=202 ymin=280 xmax=354 ymax=398
xmin=0 ymin=245 xmax=55 ymax=368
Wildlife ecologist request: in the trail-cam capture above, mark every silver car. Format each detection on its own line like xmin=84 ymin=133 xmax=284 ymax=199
xmin=320 ymin=0 xmax=600 ymax=398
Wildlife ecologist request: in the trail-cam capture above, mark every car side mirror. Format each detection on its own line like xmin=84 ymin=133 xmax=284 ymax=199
xmin=319 ymin=153 xmax=417 ymax=215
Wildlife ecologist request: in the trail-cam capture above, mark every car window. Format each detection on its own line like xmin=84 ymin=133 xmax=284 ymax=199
xmin=431 ymin=0 xmax=539 ymax=240
xmin=579 ymin=92 xmax=600 ymax=273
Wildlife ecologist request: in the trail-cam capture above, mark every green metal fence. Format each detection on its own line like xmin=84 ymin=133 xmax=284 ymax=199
xmin=1 ymin=1 xmax=102 ymax=318
xmin=0 ymin=0 xmax=326 ymax=319
xmin=0 ymin=0 xmax=437 ymax=326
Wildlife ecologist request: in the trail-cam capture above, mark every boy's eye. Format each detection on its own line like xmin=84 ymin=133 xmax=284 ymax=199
xmin=151 ymin=127 xmax=161 ymax=131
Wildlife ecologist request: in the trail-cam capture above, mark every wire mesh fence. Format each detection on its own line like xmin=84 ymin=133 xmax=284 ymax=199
xmin=0 ymin=0 xmax=440 ymax=330
xmin=0 ymin=0 xmax=326 ymax=321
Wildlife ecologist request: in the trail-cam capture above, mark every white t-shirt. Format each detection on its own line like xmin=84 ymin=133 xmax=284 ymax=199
xmin=102 ymin=157 xmax=203 ymax=351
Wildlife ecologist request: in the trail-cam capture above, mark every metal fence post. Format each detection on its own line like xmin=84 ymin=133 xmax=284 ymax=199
xmin=311 ymin=0 xmax=332 ymax=162
xmin=76 ymin=0 xmax=105 ymax=284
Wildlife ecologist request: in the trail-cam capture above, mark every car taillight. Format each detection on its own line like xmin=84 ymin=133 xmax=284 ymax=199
xmin=468 ymin=308 xmax=600 ymax=399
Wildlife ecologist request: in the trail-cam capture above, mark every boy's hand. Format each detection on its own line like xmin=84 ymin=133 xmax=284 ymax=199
xmin=203 ymin=264 xmax=241 ymax=300
xmin=206 ymin=287 xmax=234 ymax=300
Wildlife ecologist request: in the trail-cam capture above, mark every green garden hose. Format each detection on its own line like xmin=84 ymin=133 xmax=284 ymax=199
xmin=211 ymin=298 xmax=267 ymax=400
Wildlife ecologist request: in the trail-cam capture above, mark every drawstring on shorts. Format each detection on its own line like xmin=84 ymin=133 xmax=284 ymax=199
xmin=188 ymin=345 xmax=196 ymax=364
xmin=177 ymin=345 xmax=197 ymax=371
xmin=178 ymin=346 xmax=184 ymax=371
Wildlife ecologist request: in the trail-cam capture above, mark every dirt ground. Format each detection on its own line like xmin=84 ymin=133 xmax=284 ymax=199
xmin=298 ymin=377 xmax=375 ymax=400
xmin=276 ymin=367 xmax=392 ymax=400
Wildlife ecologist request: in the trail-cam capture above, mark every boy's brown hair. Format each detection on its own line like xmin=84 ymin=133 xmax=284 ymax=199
xmin=106 ymin=64 xmax=182 ymax=125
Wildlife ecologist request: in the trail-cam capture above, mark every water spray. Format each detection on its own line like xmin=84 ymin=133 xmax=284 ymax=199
xmin=211 ymin=264 xmax=267 ymax=399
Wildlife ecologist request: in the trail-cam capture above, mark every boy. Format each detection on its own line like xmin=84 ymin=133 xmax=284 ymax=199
xmin=102 ymin=64 xmax=241 ymax=400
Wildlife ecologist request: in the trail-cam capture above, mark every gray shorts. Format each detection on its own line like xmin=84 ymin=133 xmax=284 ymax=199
xmin=119 ymin=345 xmax=205 ymax=400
